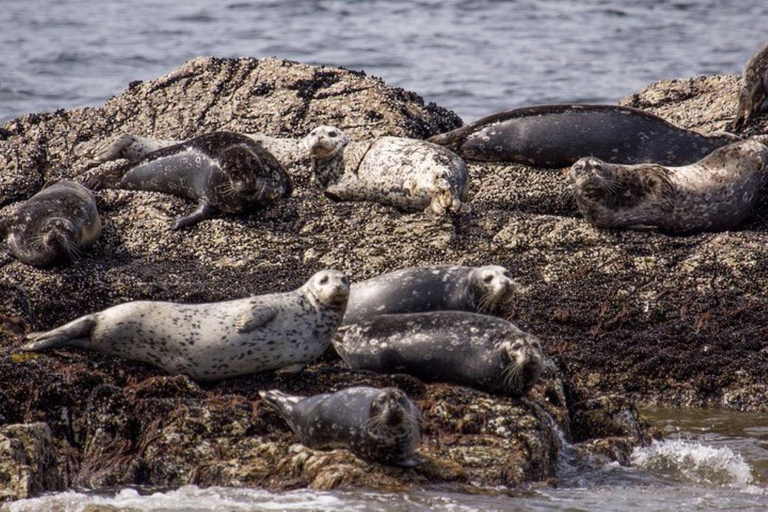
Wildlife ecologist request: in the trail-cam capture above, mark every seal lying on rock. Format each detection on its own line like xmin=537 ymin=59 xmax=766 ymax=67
xmin=569 ymin=139 xmax=768 ymax=233
xmin=260 ymin=386 xmax=422 ymax=467
xmin=428 ymin=105 xmax=738 ymax=168
xmin=306 ymin=126 xmax=471 ymax=216
xmin=5 ymin=180 xmax=101 ymax=268
xmin=342 ymin=264 xmax=522 ymax=325
xmin=22 ymin=270 xmax=350 ymax=380
xmin=733 ymin=42 xmax=768 ymax=131
xmin=87 ymin=132 xmax=293 ymax=229
xmin=335 ymin=311 xmax=546 ymax=397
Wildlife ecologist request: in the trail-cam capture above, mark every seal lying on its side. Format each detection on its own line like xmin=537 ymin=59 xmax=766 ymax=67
xmin=305 ymin=126 xmax=471 ymax=216
xmin=260 ymin=386 xmax=422 ymax=467
xmin=335 ymin=311 xmax=546 ymax=398
xmin=428 ymin=104 xmax=738 ymax=168
xmin=342 ymin=264 xmax=522 ymax=325
xmin=569 ymin=139 xmax=768 ymax=233
xmin=5 ymin=180 xmax=101 ymax=268
xmin=88 ymin=131 xmax=292 ymax=229
xmin=733 ymin=42 xmax=768 ymax=131
xmin=22 ymin=270 xmax=350 ymax=381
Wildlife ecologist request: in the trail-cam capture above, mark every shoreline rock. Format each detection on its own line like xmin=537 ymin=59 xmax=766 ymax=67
xmin=1 ymin=57 xmax=765 ymax=498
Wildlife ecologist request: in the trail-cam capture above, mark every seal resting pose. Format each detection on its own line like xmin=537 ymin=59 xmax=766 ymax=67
xmin=260 ymin=386 xmax=421 ymax=466
xmin=428 ymin=104 xmax=738 ymax=168
xmin=342 ymin=264 xmax=522 ymax=325
xmin=305 ymin=126 xmax=470 ymax=216
xmin=87 ymin=131 xmax=292 ymax=230
xmin=5 ymin=181 xmax=101 ymax=268
xmin=335 ymin=311 xmax=546 ymax=397
xmin=733 ymin=42 xmax=768 ymax=131
xmin=22 ymin=270 xmax=350 ymax=380
xmin=569 ymin=139 xmax=768 ymax=233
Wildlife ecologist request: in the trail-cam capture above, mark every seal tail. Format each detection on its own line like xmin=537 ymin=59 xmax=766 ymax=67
xmin=21 ymin=315 xmax=96 ymax=351
xmin=259 ymin=390 xmax=302 ymax=410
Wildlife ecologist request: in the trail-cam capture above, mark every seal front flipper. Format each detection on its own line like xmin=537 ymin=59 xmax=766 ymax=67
xmin=274 ymin=363 xmax=306 ymax=375
xmin=21 ymin=315 xmax=96 ymax=351
xmin=235 ymin=305 xmax=278 ymax=333
xmin=171 ymin=202 xmax=216 ymax=230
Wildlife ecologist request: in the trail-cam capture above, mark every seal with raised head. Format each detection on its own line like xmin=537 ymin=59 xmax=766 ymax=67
xmin=428 ymin=104 xmax=739 ymax=168
xmin=5 ymin=180 xmax=101 ymax=268
xmin=335 ymin=311 xmax=546 ymax=397
xmin=342 ymin=264 xmax=522 ymax=325
xmin=733 ymin=42 xmax=768 ymax=131
xmin=260 ymin=386 xmax=421 ymax=467
xmin=569 ymin=138 xmax=768 ymax=233
xmin=22 ymin=269 xmax=350 ymax=380
xmin=305 ymin=126 xmax=470 ymax=216
xmin=87 ymin=131 xmax=292 ymax=230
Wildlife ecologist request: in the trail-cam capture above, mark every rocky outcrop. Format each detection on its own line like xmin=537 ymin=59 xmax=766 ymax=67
xmin=2 ymin=58 xmax=763 ymax=498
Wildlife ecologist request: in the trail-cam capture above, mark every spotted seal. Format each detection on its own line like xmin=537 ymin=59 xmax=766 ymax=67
xmin=86 ymin=131 xmax=292 ymax=229
xmin=569 ymin=138 xmax=768 ymax=233
xmin=5 ymin=180 xmax=101 ymax=268
xmin=22 ymin=270 xmax=350 ymax=380
xmin=733 ymin=43 xmax=768 ymax=131
xmin=342 ymin=264 xmax=522 ymax=325
xmin=305 ymin=126 xmax=470 ymax=215
xmin=335 ymin=311 xmax=545 ymax=397
xmin=260 ymin=386 xmax=421 ymax=466
xmin=428 ymin=104 xmax=739 ymax=168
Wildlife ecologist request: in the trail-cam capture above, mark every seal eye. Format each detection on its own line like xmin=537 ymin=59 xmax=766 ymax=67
xmin=483 ymin=275 xmax=494 ymax=284
xmin=328 ymin=131 xmax=338 ymax=138
xmin=319 ymin=276 xmax=329 ymax=285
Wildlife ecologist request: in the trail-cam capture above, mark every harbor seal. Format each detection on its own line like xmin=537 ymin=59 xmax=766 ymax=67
xmin=21 ymin=269 xmax=350 ymax=380
xmin=568 ymin=138 xmax=768 ymax=233
xmin=428 ymin=105 xmax=738 ymax=168
xmin=305 ymin=126 xmax=471 ymax=216
xmin=733 ymin=42 xmax=768 ymax=131
xmin=5 ymin=180 xmax=101 ymax=268
xmin=260 ymin=386 xmax=421 ymax=466
xmin=87 ymin=131 xmax=292 ymax=230
xmin=342 ymin=264 xmax=522 ymax=325
xmin=335 ymin=311 xmax=545 ymax=397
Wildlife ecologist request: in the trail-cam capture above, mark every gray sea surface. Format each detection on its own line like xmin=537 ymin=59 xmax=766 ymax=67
xmin=0 ymin=0 xmax=767 ymax=123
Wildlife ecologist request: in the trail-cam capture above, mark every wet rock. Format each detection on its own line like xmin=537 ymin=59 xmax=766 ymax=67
xmin=0 ymin=423 xmax=62 ymax=500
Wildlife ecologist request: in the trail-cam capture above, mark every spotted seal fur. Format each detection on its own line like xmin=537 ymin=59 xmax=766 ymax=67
xmin=22 ymin=270 xmax=350 ymax=380
xmin=569 ymin=139 xmax=768 ymax=233
xmin=5 ymin=180 xmax=101 ymax=268
xmin=260 ymin=386 xmax=421 ymax=466
xmin=335 ymin=311 xmax=546 ymax=397
xmin=342 ymin=264 xmax=522 ymax=325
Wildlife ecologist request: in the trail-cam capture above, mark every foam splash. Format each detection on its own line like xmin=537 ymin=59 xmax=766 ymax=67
xmin=631 ymin=439 xmax=754 ymax=488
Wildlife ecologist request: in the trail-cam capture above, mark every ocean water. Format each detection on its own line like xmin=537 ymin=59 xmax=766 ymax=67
xmin=0 ymin=0 xmax=767 ymax=123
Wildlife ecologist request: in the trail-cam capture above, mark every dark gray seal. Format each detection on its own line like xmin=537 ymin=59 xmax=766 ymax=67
xmin=5 ymin=180 xmax=101 ymax=268
xmin=22 ymin=270 xmax=350 ymax=380
xmin=260 ymin=386 xmax=421 ymax=466
xmin=342 ymin=265 xmax=522 ymax=325
xmin=88 ymin=131 xmax=292 ymax=229
xmin=569 ymin=139 xmax=768 ymax=233
xmin=305 ymin=126 xmax=470 ymax=215
xmin=428 ymin=104 xmax=738 ymax=168
xmin=733 ymin=43 xmax=768 ymax=131
xmin=335 ymin=311 xmax=545 ymax=397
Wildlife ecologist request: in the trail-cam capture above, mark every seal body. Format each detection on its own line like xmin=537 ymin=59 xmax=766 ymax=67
xmin=342 ymin=265 xmax=521 ymax=325
xmin=6 ymin=180 xmax=101 ymax=268
xmin=428 ymin=105 xmax=738 ymax=168
xmin=260 ymin=386 xmax=421 ymax=466
xmin=569 ymin=139 xmax=768 ymax=233
xmin=335 ymin=311 xmax=545 ymax=397
xmin=106 ymin=131 xmax=292 ymax=229
xmin=22 ymin=270 xmax=350 ymax=380
xmin=733 ymin=43 xmax=768 ymax=131
xmin=306 ymin=126 xmax=470 ymax=216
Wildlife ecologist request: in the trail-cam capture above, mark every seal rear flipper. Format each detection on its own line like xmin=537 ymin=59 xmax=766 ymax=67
xmin=21 ymin=316 xmax=96 ymax=351
xmin=172 ymin=202 xmax=216 ymax=230
xmin=258 ymin=390 xmax=303 ymax=429
xmin=235 ymin=306 xmax=278 ymax=333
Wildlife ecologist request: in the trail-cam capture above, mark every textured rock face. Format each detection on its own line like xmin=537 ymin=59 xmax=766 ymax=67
xmin=4 ymin=58 xmax=763 ymax=498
